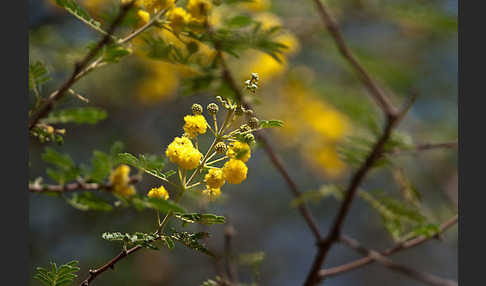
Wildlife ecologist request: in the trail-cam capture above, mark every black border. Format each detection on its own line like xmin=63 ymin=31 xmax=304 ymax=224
xmin=2 ymin=0 xmax=28 ymax=283
xmin=458 ymin=0 xmax=482 ymax=285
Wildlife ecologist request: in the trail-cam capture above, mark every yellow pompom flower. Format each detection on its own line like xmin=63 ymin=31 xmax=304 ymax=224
xmin=187 ymin=0 xmax=212 ymax=22
xmin=137 ymin=10 xmax=150 ymax=26
xmin=167 ymin=7 xmax=191 ymax=33
xmin=166 ymin=136 xmax=194 ymax=162
xmin=204 ymin=168 xmax=225 ymax=189
xmin=177 ymin=146 xmax=203 ymax=170
xmin=109 ymin=165 xmax=131 ymax=187
xmin=202 ymin=187 xmax=221 ymax=198
xmin=183 ymin=114 xmax=208 ymax=138
xmin=222 ymin=159 xmax=248 ymax=184
xmin=147 ymin=185 xmax=170 ymax=200
xmin=226 ymin=141 xmax=251 ymax=163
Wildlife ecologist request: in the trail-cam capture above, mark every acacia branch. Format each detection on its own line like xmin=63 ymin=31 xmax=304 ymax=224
xmin=340 ymin=235 xmax=457 ymax=286
xmin=28 ymin=2 xmax=134 ymax=130
xmin=29 ymin=176 xmax=140 ymax=193
xmin=388 ymin=141 xmax=458 ymax=155
xmin=79 ymin=245 xmax=143 ymax=286
xmin=318 ymin=215 xmax=458 ymax=279
xmin=303 ymin=112 xmax=399 ymax=286
xmin=311 ymin=0 xmax=397 ymax=116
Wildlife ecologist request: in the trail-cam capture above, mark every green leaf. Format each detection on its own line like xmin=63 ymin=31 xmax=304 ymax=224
xmin=55 ymin=0 xmax=106 ymax=35
xmin=162 ymin=236 xmax=175 ymax=250
xmin=42 ymin=148 xmax=80 ymax=184
xmin=238 ymin=251 xmax=265 ymax=281
xmin=359 ymin=190 xmax=426 ymax=241
xmin=170 ymin=230 xmax=214 ymax=257
xmin=173 ymin=213 xmax=226 ymax=226
xmin=102 ymin=44 xmax=132 ymax=63
xmin=110 ymin=141 xmax=125 ymax=159
xmin=411 ymin=224 xmax=441 ymax=238
xmin=116 ymin=153 xmax=169 ymax=181
xmin=43 ymin=107 xmax=107 ymax=125
xmin=225 ymin=15 xmax=254 ymax=28
xmin=102 ymin=232 xmax=160 ymax=250
xmin=66 ymin=192 xmax=113 ymax=211
xmin=33 ymin=260 xmax=80 ymax=286
xmin=291 ymin=185 xmax=343 ymax=207
xmin=146 ymin=197 xmax=186 ymax=213
xmin=29 ymin=61 xmax=50 ymax=91
xmin=258 ymin=119 xmax=284 ymax=128
xmin=89 ymin=151 xmax=111 ymax=183
xmin=238 ymin=251 xmax=265 ymax=266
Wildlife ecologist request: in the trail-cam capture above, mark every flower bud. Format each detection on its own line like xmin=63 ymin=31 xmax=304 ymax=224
xmin=215 ymin=142 xmax=227 ymax=154
xmin=248 ymin=117 xmax=259 ymax=129
xmin=235 ymin=105 xmax=244 ymax=116
xmin=207 ymin=103 xmax=219 ymax=114
xmin=239 ymin=124 xmax=251 ymax=132
xmin=244 ymin=133 xmax=255 ymax=145
xmin=192 ymin=103 xmax=203 ymax=115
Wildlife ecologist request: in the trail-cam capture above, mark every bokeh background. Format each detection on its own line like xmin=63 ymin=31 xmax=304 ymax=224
xmin=29 ymin=0 xmax=458 ymax=285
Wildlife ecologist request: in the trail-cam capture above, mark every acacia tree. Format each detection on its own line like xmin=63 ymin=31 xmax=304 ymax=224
xmin=29 ymin=1 xmax=457 ymax=285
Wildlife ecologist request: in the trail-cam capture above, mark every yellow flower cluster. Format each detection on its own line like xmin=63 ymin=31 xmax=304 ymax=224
xmin=183 ymin=114 xmax=208 ymax=138
xmin=222 ymin=159 xmax=248 ymax=184
xmin=147 ymin=185 xmax=170 ymax=200
xmin=226 ymin=141 xmax=251 ymax=163
xmin=109 ymin=165 xmax=136 ymax=197
xmin=205 ymin=168 xmax=225 ymax=189
xmin=203 ymin=168 xmax=225 ymax=197
xmin=165 ymin=136 xmax=202 ymax=170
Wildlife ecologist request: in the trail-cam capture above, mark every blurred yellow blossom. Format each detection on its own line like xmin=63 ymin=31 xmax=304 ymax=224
xmin=238 ymin=0 xmax=270 ymax=12
xmin=147 ymin=185 xmax=170 ymax=200
xmin=137 ymin=9 xmax=151 ymax=26
xmin=187 ymin=0 xmax=212 ymax=22
xmin=109 ymin=165 xmax=137 ymax=197
xmin=262 ymin=73 xmax=351 ymax=178
xmin=167 ymin=7 xmax=191 ymax=33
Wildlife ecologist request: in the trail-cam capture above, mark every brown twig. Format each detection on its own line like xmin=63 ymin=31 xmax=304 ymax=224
xmin=224 ymin=224 xmax=238 ymax=283
xmin=79 ymin=245 xmax=143 ymax=286
xmin=340 ymin=235 xmax=457 ymax=286
xmin=303 ymin=112 xmax=399 ymax=286
xmin=388 ymin=141 xmax=458 ymax=155
xmin=318 ymin=215 xmax=458 ymax=279
xmin=29 ymin=176 xmax=140 ymax=193
xmin=313 ymin=0 xmax=397 ymax=114
xmin=28 ymin=2 xmax=134 ymax=130
xmin=311 ymin=0 xmax=398 ymax=116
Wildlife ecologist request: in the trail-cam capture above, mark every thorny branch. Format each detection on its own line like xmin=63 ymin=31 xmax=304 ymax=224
xmin=340 ymin=235 xmax=458 ymax=286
